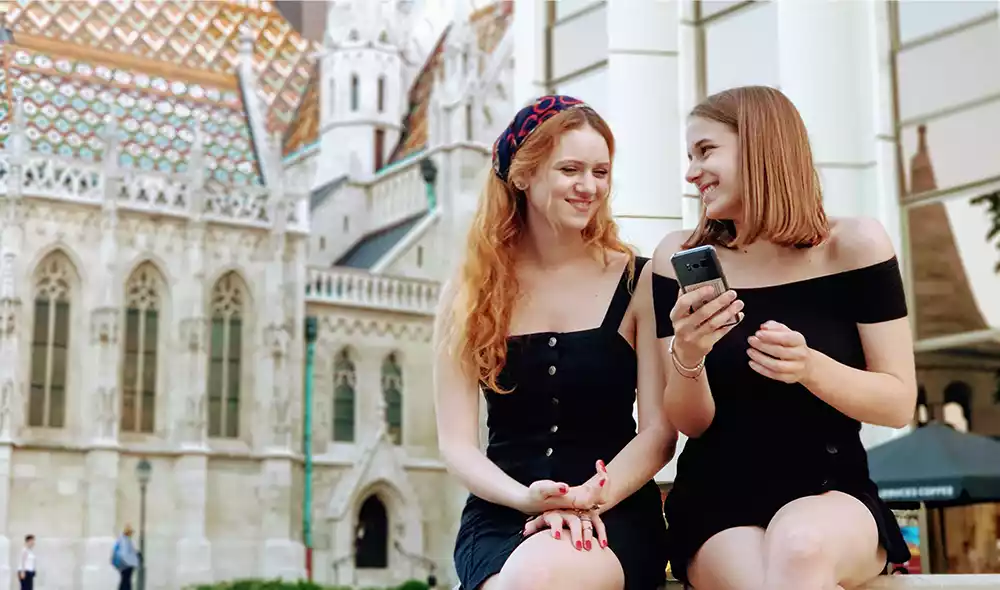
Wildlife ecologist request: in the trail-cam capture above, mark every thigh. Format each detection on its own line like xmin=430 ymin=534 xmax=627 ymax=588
xmin=492 ymin=530 xmax=625 ymax=590
xmin=765 ymin=491 xmax=886 ymax=589
xmin=687 ymin=526 xmax=766 ymax=590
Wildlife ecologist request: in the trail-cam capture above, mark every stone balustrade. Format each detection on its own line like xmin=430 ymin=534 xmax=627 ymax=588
xmin=367 ymin=155 xmax=431 ymax=228
xmin=305 ymin=267 xmax=440 ymax=315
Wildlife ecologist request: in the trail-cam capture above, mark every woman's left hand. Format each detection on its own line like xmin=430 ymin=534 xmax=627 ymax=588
xmin=522 ymin=508 xmax=607 ymax=552
xmin=746 ymin=321 xmax=814 ymax=384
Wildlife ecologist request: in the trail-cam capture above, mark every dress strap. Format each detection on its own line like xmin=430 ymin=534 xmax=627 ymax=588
xmin=600 ymin=256 xmax=649 ymax=333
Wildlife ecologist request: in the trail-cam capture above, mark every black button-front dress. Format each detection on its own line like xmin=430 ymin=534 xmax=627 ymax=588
xmin=453 ymin=256 xmax=669 ymax=590
xmin=651 ymin=256 xmax=912 ymax=585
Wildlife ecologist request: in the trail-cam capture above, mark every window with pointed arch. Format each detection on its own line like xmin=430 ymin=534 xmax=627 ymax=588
xmin=28 ymin=251 xmax=75 ymax=428
xmin=381 ymin=352 xmax=403 ymax=445
xmin=208 ymin=272 xmax=246 ymax=439
xmin=121 ymin=262 xmax=163 ymax=434
xmin=333 ymin=348 xmax=356 ymax=442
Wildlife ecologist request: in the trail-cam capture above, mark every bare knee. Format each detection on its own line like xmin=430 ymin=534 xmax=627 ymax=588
xmin=766 ymin=524 xmax=826 ymax=569
xmin=494 ymin=535 xmax=623 ymax=590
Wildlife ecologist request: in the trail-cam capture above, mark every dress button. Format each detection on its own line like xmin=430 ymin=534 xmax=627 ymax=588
xmin=552 ymin=397 xmax=559 ymax=406
xmin=550 ymin=425 xmax=558 ymax=433
xmin=548 ymin=336 xmax=557 ymax=347
xmin=545 ymin=448 xmax=553 ymax=457
xmin=548 ymin=365 xmax=557 ymax=375
xmin=826 ymin=443 xmax=838 ymax=455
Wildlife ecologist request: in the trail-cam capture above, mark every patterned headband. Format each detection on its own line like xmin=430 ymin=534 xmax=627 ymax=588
xmin=491 ymin=94 xmax=588 ymax=182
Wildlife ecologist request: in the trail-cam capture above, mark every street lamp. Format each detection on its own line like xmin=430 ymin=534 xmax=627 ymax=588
xmin=135 ymin=458 xmax=152 ymax=590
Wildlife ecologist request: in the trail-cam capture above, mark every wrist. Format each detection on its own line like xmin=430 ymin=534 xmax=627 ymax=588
xmin=799 ymin=347 xmax=822 ymax=389
xmin=670 ymin=339 xmax=705 ymax=370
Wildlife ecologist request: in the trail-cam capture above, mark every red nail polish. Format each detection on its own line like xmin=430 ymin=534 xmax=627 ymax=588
xmin=599 ymin=479 xmax=606 ymax=487
xmin=576 ymin=541 xmax=582 ymax=549
xmin=554 ymin=531 xmax=560 ymax=539
xmin=585 ymin=541 xmax=592 ymax=550
xmin=559 ymin=485 xmax=567 ymax=493
xmin=598 ymin=460 xmax=605 ymax=469
xmin=601 ymin=540 xmax=608 ymax=548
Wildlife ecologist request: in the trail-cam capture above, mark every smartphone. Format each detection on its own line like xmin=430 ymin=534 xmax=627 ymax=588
xmin=669 ymin=245 xmax=740 ymax=325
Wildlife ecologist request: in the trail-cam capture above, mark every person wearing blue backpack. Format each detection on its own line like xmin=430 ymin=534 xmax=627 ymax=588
xmin=111 ymin=525 xmax=140 ymax=590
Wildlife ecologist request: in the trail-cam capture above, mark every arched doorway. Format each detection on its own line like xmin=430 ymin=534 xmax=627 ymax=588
xmin=355 ymin=494 xmax=388 ymax=569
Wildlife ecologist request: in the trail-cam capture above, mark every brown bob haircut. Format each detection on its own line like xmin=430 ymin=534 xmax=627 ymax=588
xmin=683 ymin=85 xmax=830 ymax=250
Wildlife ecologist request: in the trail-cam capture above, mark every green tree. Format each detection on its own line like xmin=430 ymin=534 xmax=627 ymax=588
xmin=971 ymin=190 xmax=1000 ymax=271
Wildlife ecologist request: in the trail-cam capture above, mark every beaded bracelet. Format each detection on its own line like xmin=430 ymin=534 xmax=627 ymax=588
xmin=669 ymin=337 xmax=705 ymax=379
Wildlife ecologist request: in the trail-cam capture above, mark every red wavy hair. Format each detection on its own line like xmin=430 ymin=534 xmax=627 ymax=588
xmin=447 ymin=106 xmax=634 ymax=393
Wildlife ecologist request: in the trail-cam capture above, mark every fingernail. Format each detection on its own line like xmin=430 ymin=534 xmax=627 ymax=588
xmin=576 ymin=541 xmax=582 ymax=550
xmin=559 ymin=485 xmax=568 ymax=493
xmin=599 ymin=479 xmax=606 ymax=487
xmin=597 ymin=460 xmax=605 ymax=469
xmin=585 ymin=541 xmax=592 ymax=550
xmin=601 ymin=540 xmax=608 ymax=548
xmin=554 ymin=531 xmax=560 ymax=539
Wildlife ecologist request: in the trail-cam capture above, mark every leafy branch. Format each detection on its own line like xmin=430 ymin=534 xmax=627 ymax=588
xmin=970 ymin=190 xmax=1000 ymax=272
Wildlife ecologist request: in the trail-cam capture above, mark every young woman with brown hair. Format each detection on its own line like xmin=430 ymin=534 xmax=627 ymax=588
xmin=652 ymin=86 xmax=916 ymax=590
xmin=434 ymin=95 xmax=677 ymax=590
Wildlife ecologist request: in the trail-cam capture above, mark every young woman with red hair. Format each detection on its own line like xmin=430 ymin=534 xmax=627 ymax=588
xmin=434 ymin=96 xmax=677 ymax=590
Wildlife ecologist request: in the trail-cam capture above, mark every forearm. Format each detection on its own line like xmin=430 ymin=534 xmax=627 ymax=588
xmin=801 ymin=349 xmax=914 ymax=428
xmin=597 ymin=424 xmax=676 ymax=512
xmin=663 ymin=358 xmax=716 ymax=438
xmin=441 ymin=442 xmax=530 ymax=512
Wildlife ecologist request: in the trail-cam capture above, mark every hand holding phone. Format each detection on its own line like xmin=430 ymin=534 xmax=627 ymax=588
xmin=667 ymin=246 xmax=745 ymax=365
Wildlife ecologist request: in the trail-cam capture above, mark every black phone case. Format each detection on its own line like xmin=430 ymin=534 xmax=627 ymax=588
xmin=669 ymin=245 xmax=739 ymax=325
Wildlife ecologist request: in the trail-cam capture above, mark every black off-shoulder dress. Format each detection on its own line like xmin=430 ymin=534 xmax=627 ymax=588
xmin=651 ymin=256 xmax=912 ymax=585
xmin=453 ymin=257 xmax=669 ymax=590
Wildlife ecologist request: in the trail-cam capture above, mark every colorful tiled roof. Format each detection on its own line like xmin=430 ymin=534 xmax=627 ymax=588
xmin=282 ymin=60 xmax=319 ymax=158
xmin=5 ymin=0 xmax=320 ymax=173
xmin=1 ymin=38 xmax=262 ymax=187
xmin=385 ymin=1 xmax=513 ymax=166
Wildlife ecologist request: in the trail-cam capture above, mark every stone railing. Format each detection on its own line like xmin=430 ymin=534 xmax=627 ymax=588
xmin=367 ymin=155 xmax=430 ymax=228
xmin=0 ymin=116 xmax=309 ymax=234
xmin=305 ymin=268 xmax=440 ymax=315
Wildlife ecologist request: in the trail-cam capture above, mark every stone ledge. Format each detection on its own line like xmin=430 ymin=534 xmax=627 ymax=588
xmin=863 ymin=575 xmax=1000 ymax=588
xmin=661 ymin=576 xmax=1000 ymax=589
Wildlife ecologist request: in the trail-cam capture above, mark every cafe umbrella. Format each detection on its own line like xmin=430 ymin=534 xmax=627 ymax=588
xmin=867 ymin=421 xmax=1000 ymax=507
xmin=867 ymin=421 xmax=1000 ymax=573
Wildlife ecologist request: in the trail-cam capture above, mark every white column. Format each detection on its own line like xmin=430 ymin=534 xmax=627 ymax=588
xmin=81 ymin=450 xmax=120 ymax=590
xmin=869 ymin=0 xmax=905 ymax=261
xmin=776 ymin=0 xmax=879 ymax=221
xmin=677 ymin=0 xmax=703 ymax=230
xmin=607 ymin=0 xmax=684 ymax=256
xmin=511 ymin=0 xmax=547 ymax=106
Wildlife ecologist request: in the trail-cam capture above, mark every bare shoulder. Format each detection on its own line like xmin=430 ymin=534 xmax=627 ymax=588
xmin=651 ymin=229 xmax=694 ymax=278
xmin=828 ymin=216 xmax=897 ymax=272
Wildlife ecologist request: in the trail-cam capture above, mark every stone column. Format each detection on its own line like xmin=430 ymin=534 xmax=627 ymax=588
xmin=511 ymin=0 xmax=547 ymax=106
xmin=677 ymin=0 xmax=704 ymax=230
xmin=606 ymin=0 xmax=684 ymax=255
xmin=0 ymin=97 xmax=27 ymax=590
xmin=81 ymin=118 xmax=124 ymax=590
xmin=775 ymin=0 xmax=880 ymax=221
xmin=174 ymin=127 xmax=213 ymax=586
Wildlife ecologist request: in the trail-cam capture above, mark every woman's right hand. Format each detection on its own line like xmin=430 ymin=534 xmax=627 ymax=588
xmin=517 ymin=479 xmax=571 ymax=514
xmin=669 ymin=286 xmax=744 ymax=366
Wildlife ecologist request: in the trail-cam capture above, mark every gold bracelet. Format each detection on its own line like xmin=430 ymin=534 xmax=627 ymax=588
xmin=669 ymin=337 xmax=705 ymax=379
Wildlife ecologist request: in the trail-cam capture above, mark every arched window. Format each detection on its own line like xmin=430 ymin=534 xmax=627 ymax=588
xmin=381 ymin=353 xmax=403 ymax=445
xmin=333 ymin=348 xmax=356 ymax=442
xmin=355 ymin=495 xmax=388 ymax=569
xmin=943 ymin=381 xmax=973 ymax=432
xmin=121 ymin=263 xmax=163 ymax=433
xmin=208 ymin=272 xmax=246 ymax=438
xmin=350 ymin=74 xmax=359 ymax=112
xmin=29 ymin=251 xmax=75 ymax=428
